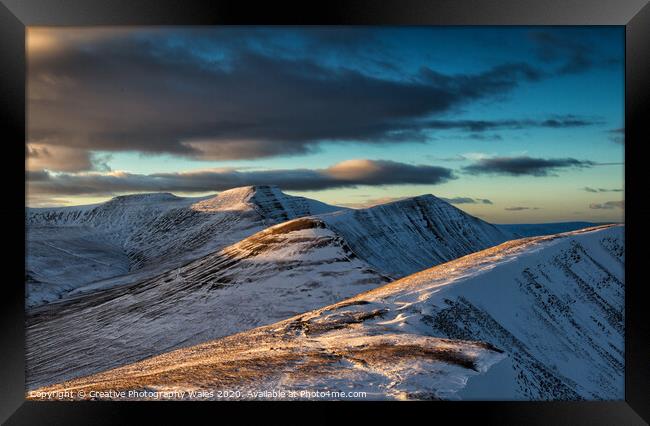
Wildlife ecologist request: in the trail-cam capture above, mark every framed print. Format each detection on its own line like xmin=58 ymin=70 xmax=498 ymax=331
xmin=1 ymin=0 xmax=648 ymax=424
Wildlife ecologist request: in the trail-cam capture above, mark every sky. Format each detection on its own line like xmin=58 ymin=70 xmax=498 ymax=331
xmin=26 ymin=26 xmax=624 ymax=223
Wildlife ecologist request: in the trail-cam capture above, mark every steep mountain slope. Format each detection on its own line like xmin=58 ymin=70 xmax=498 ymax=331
xmin=26 ymin=193 xmax=194 ymax=306
xmin=319 ymin=195 xmax=513 ymax=277
xmin=122 ymin=185 xmax=340 ymax=270
xmin=26 ymin=193 xmax=515 ymax=387
xmin=31 ymin=225 xmax=623 ymax=400
xmin=26 ymin=186 xmax=342 ymax=306
xmin=26 ymin=218 xmax=390 ymax=389
xmin=26 ymin=188 xmax=512 ymax=307
xmin=27 ymin=193 xmax=193 ymax=237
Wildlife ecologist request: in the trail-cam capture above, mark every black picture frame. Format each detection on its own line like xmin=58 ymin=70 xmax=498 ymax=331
xmin=1 ymin=0 xmax=648 ymax=424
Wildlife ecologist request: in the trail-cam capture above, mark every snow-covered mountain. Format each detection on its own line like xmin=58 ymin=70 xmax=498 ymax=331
xmin=26 ymin=193 xmax=195 ymax=306
xmin=25 ymin=217 xmax=391 ymax=389
xmin=30 ymin=225 xmax=623 ymax=400
xmin=26 ymin=187 xmax=513 ymax=307
xmin=26 ymin=191 xmax=517 ymax=387
xmin=26 ymin=186 xmax=342 ymax=306
xmin=122 ymin=185 xmax=340 ymax=270
xmin=320 ymin=195 xmax=512 ymax=278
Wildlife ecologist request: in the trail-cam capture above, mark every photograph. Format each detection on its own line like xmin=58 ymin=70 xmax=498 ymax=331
xmin=24 ymin=26 xmax=625 ymax=401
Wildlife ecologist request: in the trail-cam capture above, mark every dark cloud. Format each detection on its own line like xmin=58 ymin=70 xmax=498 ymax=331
xmin=608 ymin=128 xmax=625 ymax=144
xmin=589 ymin=200 xmax=624 ymax=210
xmin=582 ymin=187 xmax=623 ymax=193
xmin=504 ymin=206 xmax=539 ymax=211
xmin=465 ymin=134 xmax=503 ymax=141
xmin=422 ymin=115 xmax=600 ymax=141
xmin=25 ymin=169 xmax=50 ymax=182
xmin=419 ymin=62 xmax=543 ymax=98
xmin=28 ymin=29 xmax=558 ymax=172
xmin=530 ymin=31 xmax=621 ymax=75
xmin=27 ymin=144 xmax=96 ymax=172
xmin=463 ymin=156 xmax=595 ymax=177
xmin=27 ymin=159 xmax=455 ymax=196
xmin=425 ymin=115 xmax=601 ymax=132
xmin=440 ymin=197 xmax=493 ymax=205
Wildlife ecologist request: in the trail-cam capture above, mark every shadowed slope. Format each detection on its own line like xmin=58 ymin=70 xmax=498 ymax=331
xmin=321 ymin=194 xmax=512 ymax=278
xmin=30 ymin=225 xmax=623 ymax=400
xmin=26 ymin=218 xmax=389 ymax=389
xmin=26 ymin=185 xmax=343 ymax=306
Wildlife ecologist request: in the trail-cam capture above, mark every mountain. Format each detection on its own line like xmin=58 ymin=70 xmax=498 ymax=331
xmin=26 ymin=186 xmax=342 ymax=306
xmin=25 ymin=217 xmax=391 ymax=389
xmin=26 ymin=189 xmax=517 ymax=387
xmin=496 ymin=221 xmax=598 ymax=238
xmin=26 ymin=193 xmax=194 ymax=305
xmin=29 ymin=225 xmax=623 ymax=400
xmin=320 ymin=195 xmax=512 ymax=277
xmin=26 ymin=192 xmax=515 ymax=388
xmin=122 ymin=185 xmax=340 ymax=270
xmin=27 ymin=188 xmax=512 ymax=307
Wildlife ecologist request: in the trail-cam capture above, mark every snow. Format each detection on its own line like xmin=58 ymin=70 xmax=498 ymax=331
xmin=29 ymin=225 xmax=624 ymax=401
xmin=329 ymin=224 xmax=625 ymax=400
xmin=30 ymin=328 xmax=506 ymax=401
xmin=26 ymin=187 xmax=513 ymax=308
xmin=26 ymin=189 xmax=519 ymax=388
xmin=319 ymin=194 xmax=513 ymax=278
xmin=25 ymin=218 xmax=389 ymax=389
xmin=26 ymin=186 xmax=343 ymax=307
xmin=25 ymin=185 xmax=624 ymax=400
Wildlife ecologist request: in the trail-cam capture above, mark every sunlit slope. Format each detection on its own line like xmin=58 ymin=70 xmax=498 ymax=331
xmin=26 ymin=185 xmax=343 ymax=306
xmin=27 ymin=192 xmax=515 ymax=388
xmin=31 ymin=225 xmax=623 ymax=400
xmin=26 ymin=218 xmax=390 ymax=389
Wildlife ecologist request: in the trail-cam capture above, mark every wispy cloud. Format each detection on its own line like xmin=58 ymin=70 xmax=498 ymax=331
xmin=463 ymin=156 xmax=595 ymax=177
xmin=440 ymin=197 xmax=493 ymax=205
xmin=530 ymin=30 xmax=621 ymax=75
xmin=589 ymin=200 xmax=624 ymax=210
xmin=582 ymin=187 xmax=623 ymax=193
xmin=425 ymin=115 xmax=602 ymax=132
xmin=504 ymin=206 xmax=540 ymax=211
xmin=607 ymin=128 xmax=625 ymax=144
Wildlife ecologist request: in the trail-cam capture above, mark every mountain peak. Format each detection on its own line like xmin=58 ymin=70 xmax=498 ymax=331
xmin=359 ymin=193 xmax=451 ymax=211
xmin=247 ymin=184 xmax=280 ymax=191
xmin=190 ymin=185 xmax=284 ymax=211
xmin=190 ymin=185 xmax=341 ymax=219
xmin=318 ymin=192 xmax=511 ymax=278
xmin=225 ymin=184 xmax=281 ymax=194
xmin=107 ymin=192 xmax=180 ymax=204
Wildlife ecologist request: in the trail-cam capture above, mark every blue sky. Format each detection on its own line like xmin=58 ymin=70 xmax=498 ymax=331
xmin=27 ymin=27 xmax=624 ymax=223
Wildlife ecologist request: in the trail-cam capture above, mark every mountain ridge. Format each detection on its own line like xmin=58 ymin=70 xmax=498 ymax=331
xmin=29 ymin=225 xmax=623 ymax=400
xmin=25 ymin=216 xmax=391 ymax=389
xmin=26 ymin=186 xmax=513 ymax=307
xmin=319 ymin=193 xmax=512 ymax=278
xmin=26 ymin=186 xmax=343 ymax=306
xmin=24 ymin=190 xmax=514 ymax=388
